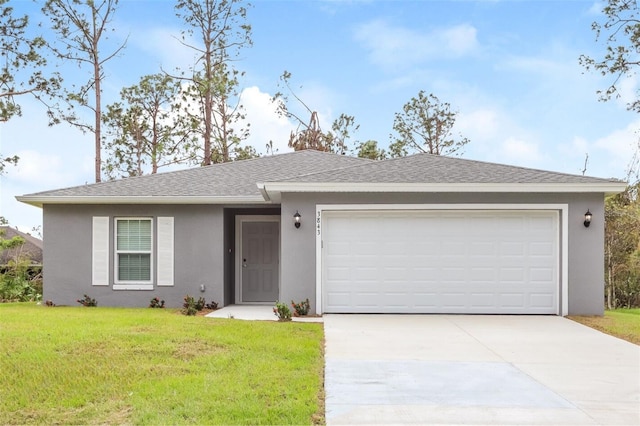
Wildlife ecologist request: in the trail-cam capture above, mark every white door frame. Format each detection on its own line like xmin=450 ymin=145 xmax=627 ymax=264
xmin=315 ymin=204 xmax=569 ymax=316
xmin=235 ymin=215 xmax=281 ymax=304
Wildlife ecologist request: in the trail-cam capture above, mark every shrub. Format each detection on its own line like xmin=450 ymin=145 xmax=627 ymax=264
xmin=205 ymin=300 xmax=218 ymax=310
xmin=182 ymin=295 xmax=206 ymax=315
xmin=195 ymin=296 xmax=206 ymax=311
xmin=291 ymin=298 xmax=310 ymax=316
xmin=182 ymin=295 xmax=197 ymax=316
xmin=273 ymin=301 xmax=292 ymax=321
xmin=77 ymin=294 xmax=97 ymax=307
xmin=181 ymin=296 xmax=215 ymax=315
xmin=149 ymin=297 xmax=165 ymax=308
xmin=0 ymin=259 xmax=42 ymax=303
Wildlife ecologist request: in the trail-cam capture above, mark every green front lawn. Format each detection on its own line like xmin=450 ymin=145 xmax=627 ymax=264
xmin=569 ymin=309 xmax=640 ymax=345
xmin=0 ymin=303 xmax=325 ymax=425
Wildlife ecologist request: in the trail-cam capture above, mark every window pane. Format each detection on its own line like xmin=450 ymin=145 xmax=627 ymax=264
xmin=117 ymin=219 xmax=151 ymax=251
xmin=118 ymin=254 xmax=151 ymax=281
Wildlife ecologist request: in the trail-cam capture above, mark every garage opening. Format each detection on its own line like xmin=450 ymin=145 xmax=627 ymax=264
xmin=321 ymin=210 xmax=559 ymax=314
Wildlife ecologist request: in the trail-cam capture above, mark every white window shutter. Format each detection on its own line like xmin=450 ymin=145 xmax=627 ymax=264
xmin=157 ymin=217 xmax=174 ymax=286
xmin=92 ymin=217 xmax=110 ymax=286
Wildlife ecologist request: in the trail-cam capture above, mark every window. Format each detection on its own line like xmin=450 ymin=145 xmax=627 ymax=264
xmin=115 ymin=218 xmax=152 ymax=283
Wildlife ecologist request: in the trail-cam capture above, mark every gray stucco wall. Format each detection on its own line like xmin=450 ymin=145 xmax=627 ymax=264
xmin=43 ymin=204 xmax=225 ymax=308
xmin=279 ymin=192 xmax=606 ymax=316
xmin=41 ymin=191 xmax=606 ymax=315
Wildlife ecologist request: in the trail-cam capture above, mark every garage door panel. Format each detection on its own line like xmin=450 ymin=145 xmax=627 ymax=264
xmin=322 ymin=210 xmax=559 ymax=314
xmin=499 ymin=268 xmax=525 ymax=281
xmin=530 ymin=267 xmax=555 ymax=282
xmin=470 ymin=293 xmax=497 ymax=307
xmin=500 ymin=242 xmax=526 ymax=256
xmin=530 ymin=242 xmax=554 ymax=255
xmin=530 ymin=293 xmax=554 ymax=309
xmin=326 ymin=267 xmax=350 ymax=280
xmin=499 ymin=293 xmax=526 ymax=308
xmin=326 ymin=241 xmax=349 ymax=256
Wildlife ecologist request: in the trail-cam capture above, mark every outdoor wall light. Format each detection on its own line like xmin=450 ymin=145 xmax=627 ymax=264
xmin=294 ymin=211 xmax=301 ymax=229
xmin=584 ymin=210 xmax=592 ymax=228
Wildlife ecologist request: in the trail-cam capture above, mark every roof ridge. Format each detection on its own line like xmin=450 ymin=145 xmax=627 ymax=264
xmin=25 ymin=150 xmax=311 ymax=195
xmin=285 ymin=152 xmax=623 ymax=183
xmin=272 ymin=152 xmax=376 ymax=181
xmin=0 ymin=226 xmax=43 ymax=246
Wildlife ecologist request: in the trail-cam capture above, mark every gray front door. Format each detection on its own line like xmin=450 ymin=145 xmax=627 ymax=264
xmin=241 ymin=220 xmax=279 ymax=303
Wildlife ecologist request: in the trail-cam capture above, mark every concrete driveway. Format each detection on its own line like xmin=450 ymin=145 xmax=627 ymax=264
xmin=324 ymin=315 xmax=640 ymax=425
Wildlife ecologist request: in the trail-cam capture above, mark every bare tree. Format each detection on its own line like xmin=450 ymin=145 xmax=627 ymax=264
xmin=272 ymin=71 xmax=360 ymax=154
xmin=42 ymin=0 xmax=126 ymax=182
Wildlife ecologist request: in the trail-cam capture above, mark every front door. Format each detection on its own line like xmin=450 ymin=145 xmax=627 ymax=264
xmin=236 ymin=216 xmax=280 ymax=303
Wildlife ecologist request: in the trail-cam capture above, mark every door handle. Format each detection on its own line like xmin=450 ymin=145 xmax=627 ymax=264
xmin=243 ymin=258 xmax=247 ymax=268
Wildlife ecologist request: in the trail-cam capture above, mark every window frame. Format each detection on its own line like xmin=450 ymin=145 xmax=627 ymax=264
xmin=114 ymin=217 xmax=154 ymax=289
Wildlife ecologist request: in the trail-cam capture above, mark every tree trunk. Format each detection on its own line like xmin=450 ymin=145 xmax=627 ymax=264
xmin=93 ymin=43 xmax=101 ymax=182
xmin=204 ymin=89 xmax=212 ymax=165
xmin=606 ymin=240 xmax=613 ymax=310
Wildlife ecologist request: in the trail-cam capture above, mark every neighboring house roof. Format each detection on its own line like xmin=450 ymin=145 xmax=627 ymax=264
xmin=16 ymin=150 xmax=627 ymax=207
xmin=0 ymin=226 xmax=43 ymax=265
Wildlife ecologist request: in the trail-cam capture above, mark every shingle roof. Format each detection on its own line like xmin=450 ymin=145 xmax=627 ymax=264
xmin=17 ymin=150 xmax=625 ymax=206
xmin=22 ymin=150 xmax=373 ymax=198
xmin=0 ymin=226 xmax=43 ymax=265
xmin=281 ymin=153 xmax=621 ymax=184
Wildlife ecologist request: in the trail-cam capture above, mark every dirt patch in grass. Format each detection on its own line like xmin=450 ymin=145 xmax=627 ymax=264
xmin=172 ymin=339 xmax=226 ymax=360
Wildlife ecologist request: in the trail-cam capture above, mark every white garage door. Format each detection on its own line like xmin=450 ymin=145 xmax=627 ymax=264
xmin=322 ymin=210 xmax=559 ymax=314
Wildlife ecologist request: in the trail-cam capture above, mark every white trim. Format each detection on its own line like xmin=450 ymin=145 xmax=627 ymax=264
xmin=16 ymin=181 xmax=626 ymax=208
xmin=15 ymin=195 xmax=267 ymax=208
xmin=263 ymin=181 xmax=627 ymax=198
xmin=113 ymin=284 xmax=153 ymax=291
xmin=315 ymin=204 xmax=569 ymax=316
xmin=235 ymin=215 xmax=281 ymax=304
xmin=114 ymin=217 xmax=154 ymax=286
xmin=561 ymin=208 xmax=569 ymax=315
xmin=92 ymin=217 xmax=110 ymax=286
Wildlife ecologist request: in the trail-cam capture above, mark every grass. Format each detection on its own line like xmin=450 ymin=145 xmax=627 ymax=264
xmin=0 ymin=303 xmax=325 ymax=425
xmin=569 ymin=308 xmax=640 ymax=345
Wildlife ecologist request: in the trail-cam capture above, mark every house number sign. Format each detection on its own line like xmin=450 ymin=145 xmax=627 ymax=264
xmin=316 ymin=210 xmax=321 ymax=236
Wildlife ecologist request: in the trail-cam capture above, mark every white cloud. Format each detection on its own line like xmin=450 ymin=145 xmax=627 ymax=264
xmin=443 ymin=24 xmax=479 ymax=56
xmin=354 ymin=20 xmax=479 ymax=72
xmin=501 ymin=137 xmax=542 ymax=164
xmin=587 ymin=1 xmax=603 ymax=15
xmin=592 ymin=119 xmax=639 ymax=174
xmin=501 ymin=55 xmax=566 ymax=75
xmin=615 ymin=74 xmax=638 ymax=109
xmin=569 ymin=136 xmax=590 ymax=156
xmin=129 ymin=26 xmax=199 ymax=72
xmin=457 ymin=108 xmax=501 ymax=141
xmin=9 ymin=150 xmax=80 ymax=188
xmin=238 ymin=86 xmax=296 ymax=155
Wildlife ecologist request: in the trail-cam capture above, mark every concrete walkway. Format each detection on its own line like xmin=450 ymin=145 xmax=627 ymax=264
xmin=324 ymin=315 xmax=640 ymax=425
xmin=205 ymin=305 xmax=323 ymax=322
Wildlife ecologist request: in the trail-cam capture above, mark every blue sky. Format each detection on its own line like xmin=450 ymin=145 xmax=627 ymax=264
xmin=0 ymin=0 xmax=636 ymax=232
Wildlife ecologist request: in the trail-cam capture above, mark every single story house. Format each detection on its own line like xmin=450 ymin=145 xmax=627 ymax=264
xmin=17 ymin=150 xmax=626 ymax=315
xmin=0 ymin=226 xmax=43 ymax=266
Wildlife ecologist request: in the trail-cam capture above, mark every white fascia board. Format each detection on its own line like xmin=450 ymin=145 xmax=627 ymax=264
xmin=15 ymin=195 xmax=268 ymax=208
xmin=262 ymin=181 xmax=628 ymax=197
